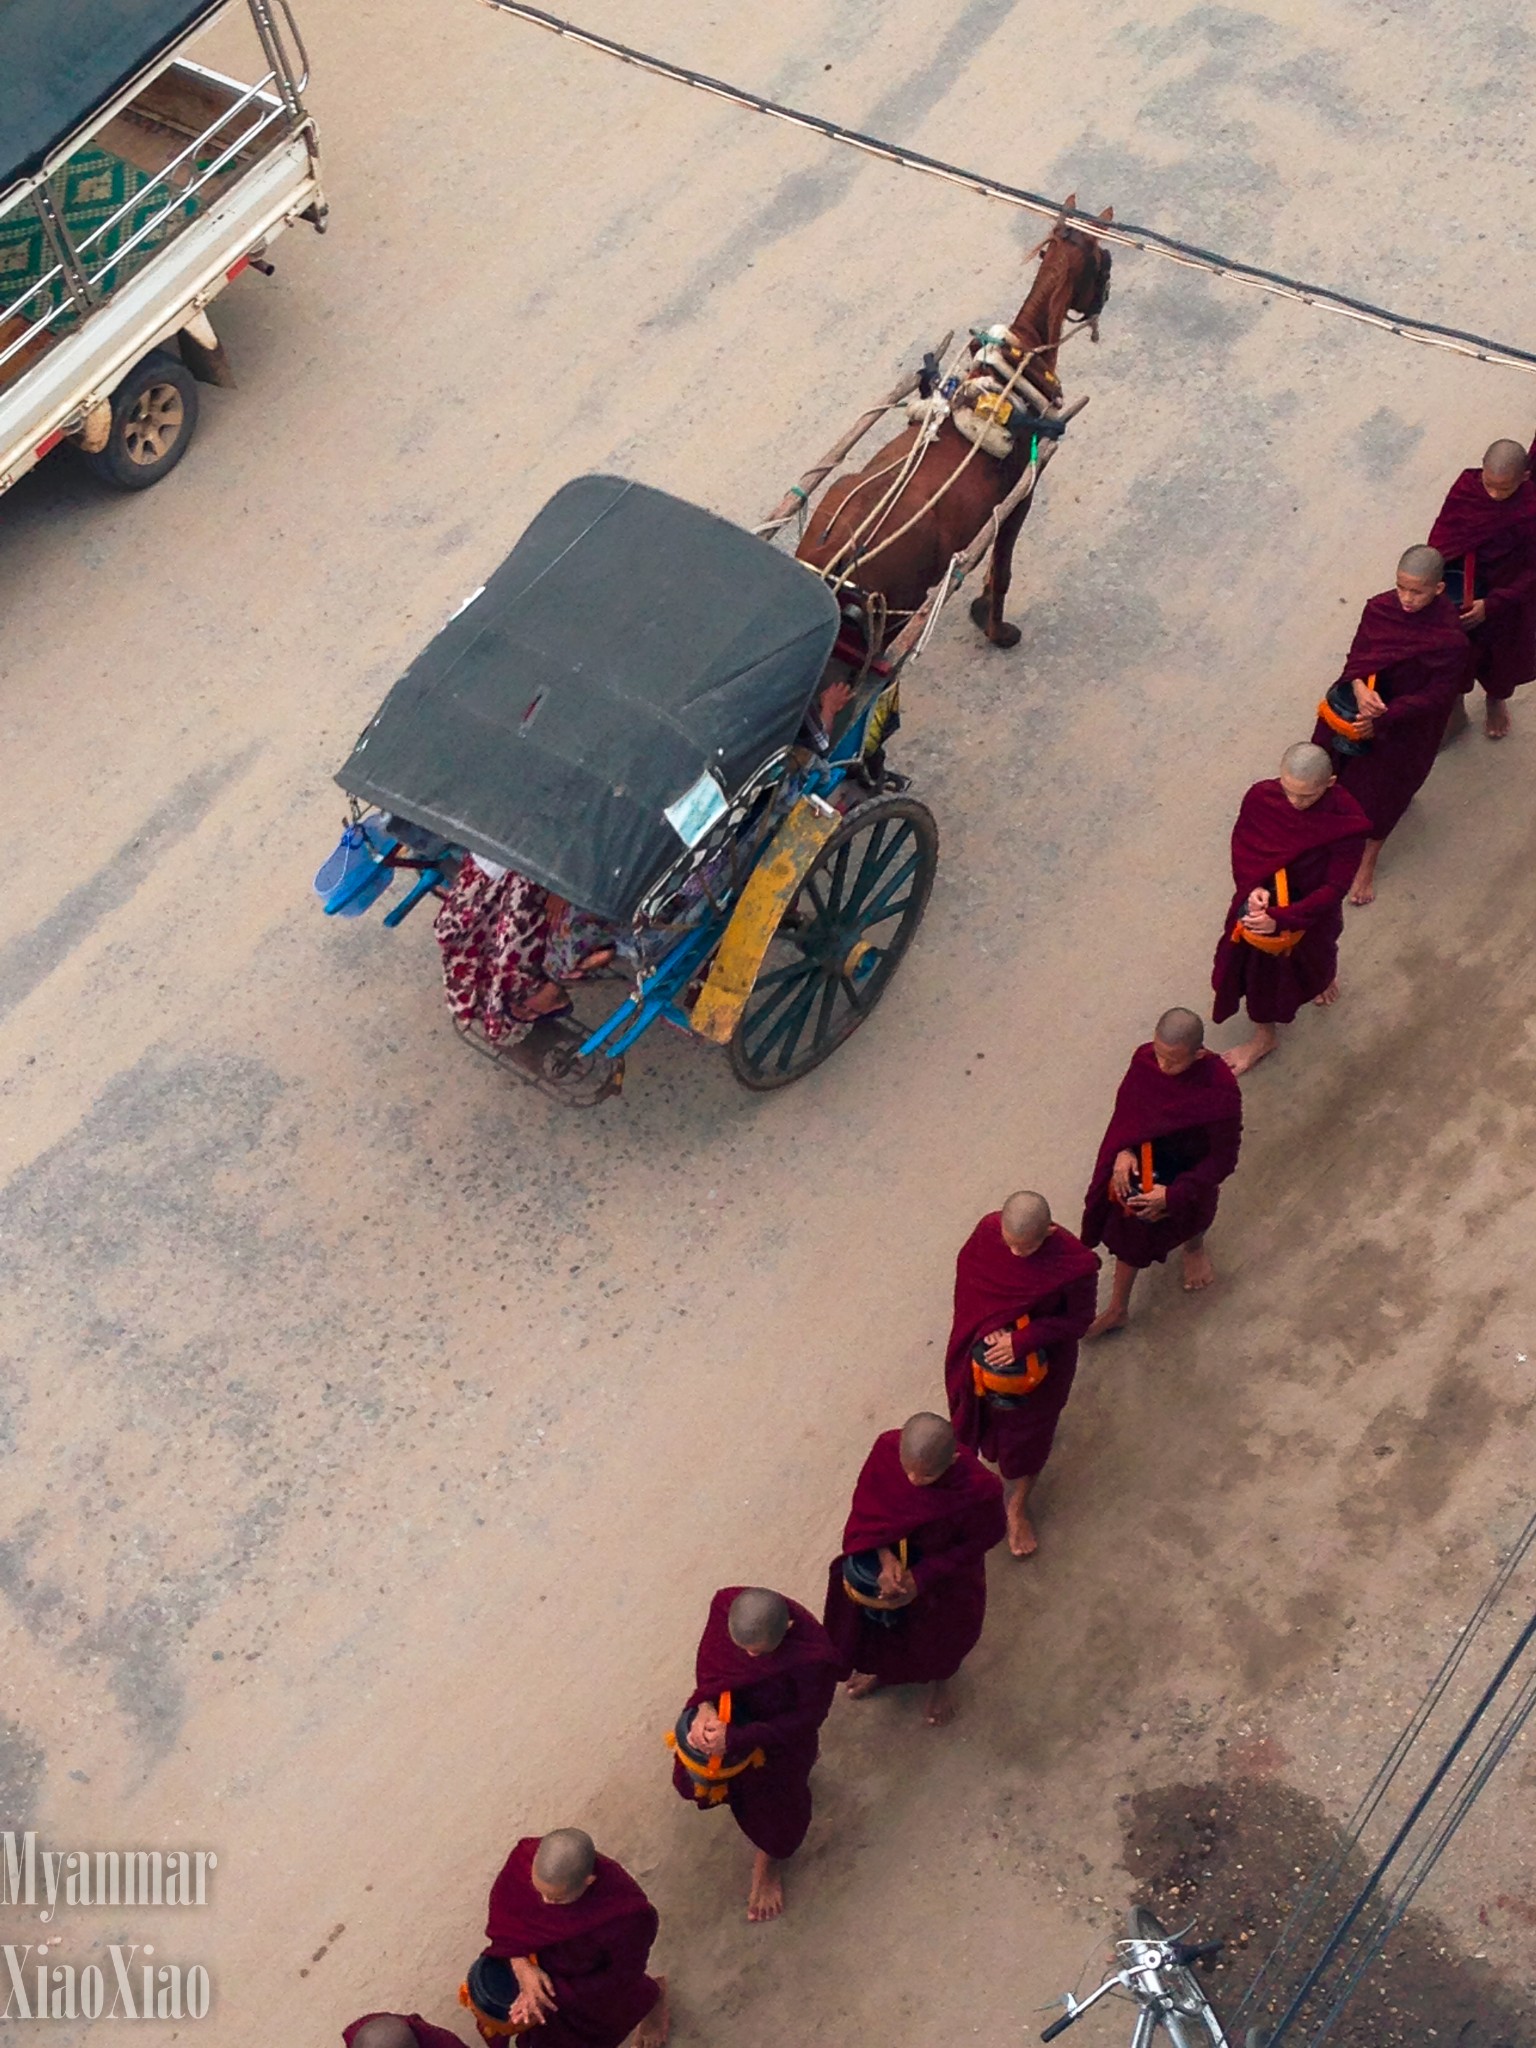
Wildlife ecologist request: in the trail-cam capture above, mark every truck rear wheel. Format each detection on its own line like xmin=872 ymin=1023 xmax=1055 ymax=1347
xmin=81 ymin=350 xmax=199 ymax=489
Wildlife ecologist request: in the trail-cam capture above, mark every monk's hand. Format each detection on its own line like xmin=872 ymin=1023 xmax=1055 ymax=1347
xmin=982 ymin=1328 xmax=1016 ymax=1368
xmin=511 ymin=1960 xmax=557 ymax=2023
xmin=1245 ymin=886 xmax=1271 ymax=921
xmin=691 ymin=1708 xmax=728 ymax=1757
xmin=1128 ymin=1183 xmax=1168 ymax=1219
xmin=1241 ymin=903 xmax=1278 ymax=936
xmin=1352 ymin=680 xmax=1386 ymax=720
xmin=1461 ymin=598 xmax=1487 ymax=628
xmin=1110 ymin=1149 xmax=1138 ymax=1200
xmin=876 ymin=1547 xmax=906 ymax=1598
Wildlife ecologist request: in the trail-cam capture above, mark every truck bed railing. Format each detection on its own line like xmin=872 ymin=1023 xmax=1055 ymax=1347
xmin=1 ymin=0 xmax=314 ymax=385
xmin=75 ymin=74 xmax=290 ymax=301
xmin=0 ymin=224 xmax=80 ymax=379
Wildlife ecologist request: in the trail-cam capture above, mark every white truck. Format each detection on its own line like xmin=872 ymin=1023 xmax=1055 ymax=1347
xmin=0 ymin=0 xmax=324 ymax=495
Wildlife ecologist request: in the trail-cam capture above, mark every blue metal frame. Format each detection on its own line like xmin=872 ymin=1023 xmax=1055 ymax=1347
xmin=573 ymin=750 xmax=853 ymax=1059
xmin=320 ymin=670 xmax=891 ymax=1063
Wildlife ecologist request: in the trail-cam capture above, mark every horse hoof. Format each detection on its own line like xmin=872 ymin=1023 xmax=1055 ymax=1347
xmin=968 ymin=596 xmax=993 ymax=631
xmin=986 ymin=621 xmax=1022 ymax=649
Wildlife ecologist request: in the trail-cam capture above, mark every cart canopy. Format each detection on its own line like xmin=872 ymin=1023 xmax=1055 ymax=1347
xmin=336 ymin=474 xmax=841 ymax=924
xmin=1 ymin=0 xmax=226 ymax=198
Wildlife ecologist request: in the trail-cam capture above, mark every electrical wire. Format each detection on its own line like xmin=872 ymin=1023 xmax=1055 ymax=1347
xmin=482 ymin=0 xmax=1536 ymax=376
xmin=1229 ymin=1508 xmax=1536 ymax=2045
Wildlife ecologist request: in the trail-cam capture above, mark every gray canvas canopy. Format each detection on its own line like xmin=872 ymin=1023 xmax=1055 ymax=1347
xmin=335 ymin=475 xmax=841 ymax=925
xmin=0 ymin=0 xmax=226 ymax=198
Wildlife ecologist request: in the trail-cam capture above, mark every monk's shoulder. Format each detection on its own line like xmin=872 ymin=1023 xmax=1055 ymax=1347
xmin=592 ymin=1853 xmax=652 ymax=1912
xmin=955 ymin=1444 xmax=1003 ymax=1498
xmin=492 ymin=1838 xmax=538 ymax=1885
xmin=1323 ymin=783 xmax=1370 ymax=829
xmin=1198 ymin=1051 xmax=1242 ymax=1101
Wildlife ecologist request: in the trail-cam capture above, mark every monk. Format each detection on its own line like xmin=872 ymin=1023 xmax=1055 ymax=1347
xmin=821 ymin=1412 xmax=1005 ymax=1727
xmin=1211 ymin=742 xmax=1369 ymax=1077
xmin=944 ymin=1192 xmax=1100 ymax=1559
xmin=1081 ymin=1008 xmax=1243 ymax=1337
xmin=1427 ymin=436 xmax=1536 ymax=739
xmin=1311 ymin=546 xmax=1473 ymax=903
xmin=345 ymin=2018 xmax=470 ymax=2048
xmin=466 ymin=1829 xmax=668 ymax=2047
xmin=671 ymin=1586 xmax=838 ymax=1924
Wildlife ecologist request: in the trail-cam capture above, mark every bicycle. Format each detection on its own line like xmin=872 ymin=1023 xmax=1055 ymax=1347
xmin=1040 ymin=1907 xmax=1266 ymax=2048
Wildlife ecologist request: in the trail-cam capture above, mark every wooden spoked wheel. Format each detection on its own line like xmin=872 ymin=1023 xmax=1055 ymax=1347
xmin=728 ymin=793 xmax=938 ymax=1090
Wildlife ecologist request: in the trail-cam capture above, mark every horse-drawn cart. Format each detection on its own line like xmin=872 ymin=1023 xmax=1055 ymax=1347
xmin=321 ymin=473 xmax=939 ymax=1105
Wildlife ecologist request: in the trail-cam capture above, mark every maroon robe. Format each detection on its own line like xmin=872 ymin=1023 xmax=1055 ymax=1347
xmin=944 ymin=1218 xmax=1100 ymax=1482
xmin=481 ymin=1840 xmax=660 ymax=2048
xmin=344 ymin=2018 xmax=470 ymax=2048
xmin=673 ymin=1587 xmax=839 ymax=1860
xmin=820 ymin=1430 xmax=1005 ymax=1685
xmin=1081 ymin=1044 xmax=1243 ymax=1269
xmin=1310 ymin=591 xmax=1472 ymax=838
xmin=1210 ymin=780 xmax=1368 ymax=1025
xmin=1427 ymin=444 xmax=1536 ymax=700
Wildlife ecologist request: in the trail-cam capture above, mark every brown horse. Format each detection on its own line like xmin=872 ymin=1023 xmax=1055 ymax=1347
xmin=797 ymin=203 xmax=1113 ymax=647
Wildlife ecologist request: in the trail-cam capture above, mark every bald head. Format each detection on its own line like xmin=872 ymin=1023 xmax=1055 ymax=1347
xmin=1484 ymin=438 xmax=1528 ymax=481
xmin=532 ymin=1828 xmax=596 ymax=1901
xmin=899 ymin=1411 xmax=957 ymax=1480
xmin=1280 ymin=741 xmax=1332 ymax=787
xmin=1000 ymin=1190 xmax=1051 ymax=1252
xmin=1154 ymin=1007 xmax=1204 ymax=1051
xmin=1398 ymin=543 xmax=1444 ymax=583
xmin=728 ymin=1587 xmax=789 ymax=1652
xmin=350 ymin=2023 xmax=417 ymax=2048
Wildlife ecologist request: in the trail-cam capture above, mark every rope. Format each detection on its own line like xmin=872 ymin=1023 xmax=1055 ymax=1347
xmin=816 ymin=408 xmax=939 ymax=564
xmin=833 ymin=327 xmax=1085 ymax=583
xmin=482 ymin=0 xmax=1536 ymax=378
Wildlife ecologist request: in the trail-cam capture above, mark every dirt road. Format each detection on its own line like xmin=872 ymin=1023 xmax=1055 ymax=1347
xmin=2 ymin=1 xmax=1533 ymax=2041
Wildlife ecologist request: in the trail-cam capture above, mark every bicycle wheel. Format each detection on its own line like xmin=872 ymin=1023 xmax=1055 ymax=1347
xmin=1128 ymin=1907 xmax=1169 ymax=1941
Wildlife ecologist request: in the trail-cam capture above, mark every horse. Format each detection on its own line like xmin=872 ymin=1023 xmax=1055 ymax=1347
xmin=796 ymin=201 xmax=1113 ymax=649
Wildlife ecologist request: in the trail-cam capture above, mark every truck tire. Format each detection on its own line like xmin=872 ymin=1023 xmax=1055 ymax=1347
xmin=80 ymin=350 xmax=199 ymax=489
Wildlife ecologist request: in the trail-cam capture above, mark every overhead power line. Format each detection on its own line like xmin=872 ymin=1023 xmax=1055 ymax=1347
xmin=483 ymin=0 xmax=1536 ymax=377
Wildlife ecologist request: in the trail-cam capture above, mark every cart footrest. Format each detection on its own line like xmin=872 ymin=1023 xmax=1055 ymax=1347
xmin=456 ymin=1015 xmax=624 ymax=1107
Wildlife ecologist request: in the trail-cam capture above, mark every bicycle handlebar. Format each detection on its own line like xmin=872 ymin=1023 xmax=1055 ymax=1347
xmin=1173 ymin=1939 xmax=1224 ymax=1964
xmin=1040 ymin=2015 xmax=1075 ymax=2042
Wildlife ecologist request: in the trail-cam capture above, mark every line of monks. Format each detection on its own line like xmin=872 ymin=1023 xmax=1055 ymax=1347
xmin=339 ymin=432 xmax=1536 ymax=2048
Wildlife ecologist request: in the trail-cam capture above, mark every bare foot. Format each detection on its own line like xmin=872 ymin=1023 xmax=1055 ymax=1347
xmin=1006 ymin=1498 xmax=1039 ymax=1559
xmin=1223 ymin=1029 xmax=1277 ymax=1076
xmin=925 ymin=1679 xmax=957 ymax=1726
xmin=1347 ymin=841 xmax=1382 ymax=908
xmin=844 ymin=1672 xmax=881 ymax=1700
xmin=1313 ymin=979 xmax=1340 ymax=1008
xmin=1182 ymin=1245 xmax=1216 ymax=1292
xmin=1085 ymin=1307 xmax=1128 ymax=1339
xmin=630 ymin=1974 xmax=670 ymax=2047
xmin=1486 ymin=700 xmax=1511 ymax=739
xmin=747 ymin=1853 xmax=785 ymax=1923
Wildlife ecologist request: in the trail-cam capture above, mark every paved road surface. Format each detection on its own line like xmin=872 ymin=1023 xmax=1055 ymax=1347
xmin=2 ymin=2 xmax=1533 ymax=2040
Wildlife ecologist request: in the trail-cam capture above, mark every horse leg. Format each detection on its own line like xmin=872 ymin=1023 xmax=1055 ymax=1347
xmin=968 ymin=496 xmax=1034 ymax=648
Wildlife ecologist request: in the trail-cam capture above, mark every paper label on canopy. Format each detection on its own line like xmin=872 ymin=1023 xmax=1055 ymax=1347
xmin=664 ymin=770 xmax=729 ymax=848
